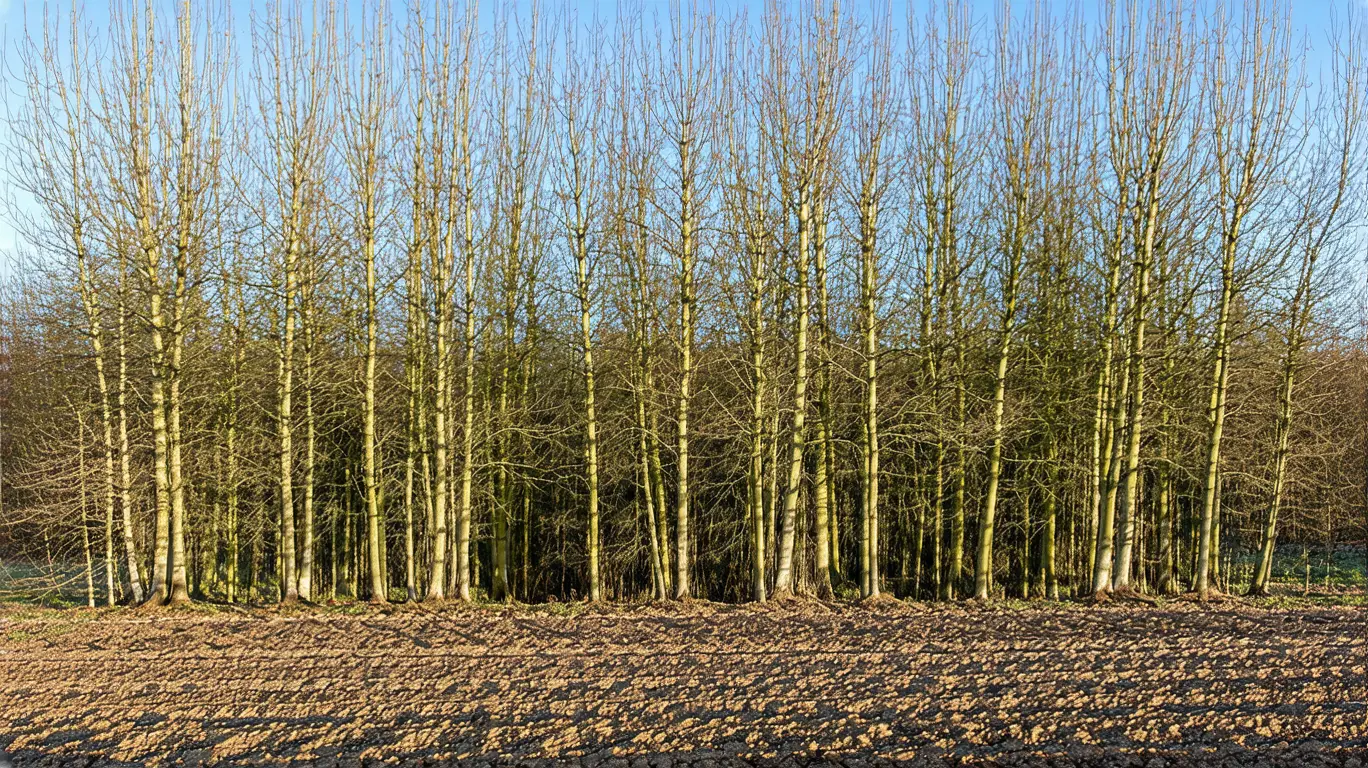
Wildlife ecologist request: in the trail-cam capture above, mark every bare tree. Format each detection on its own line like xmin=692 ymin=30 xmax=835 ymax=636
xmin=341 ymin=0 xmax=395 ymax=603
xmin=1194 ymin=0 xmax=1299 ymax=598
xmin=974 ymin=3 xmax=1050 ymax=601
xmin=555 ymin=15 xmax=608 ymax=600
xmin=656 ymin=4 xmax=714 ymax=600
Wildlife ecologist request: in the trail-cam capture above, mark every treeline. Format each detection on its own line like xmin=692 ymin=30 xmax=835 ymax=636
xmin=2 ymin=0 xmax=1366 ymax=607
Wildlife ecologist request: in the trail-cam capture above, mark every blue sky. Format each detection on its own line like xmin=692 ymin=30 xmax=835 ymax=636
xmin=0 ymin=0 xmax=1361 ymax=271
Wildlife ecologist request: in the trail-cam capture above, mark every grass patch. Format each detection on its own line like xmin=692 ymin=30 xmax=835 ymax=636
xmin=1228 ymin=544 xmax=1366 ymax=588
xmin=1244 ymin=590 xmax=1367 ymax=610
xmin=4 ymin=548 xmax=1363 ymax=615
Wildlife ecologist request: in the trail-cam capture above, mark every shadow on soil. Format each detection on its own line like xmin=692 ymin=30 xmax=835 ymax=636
xmin=3 ymin=744 xmax=1368 ymax=768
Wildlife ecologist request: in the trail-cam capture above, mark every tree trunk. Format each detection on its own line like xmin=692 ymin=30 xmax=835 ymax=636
xmin=363 ymin=180 xmax=385 ymax=603
xmin=1195 ymin=229 xmax=1238 ymax=598
xmin=774 ymin=196 xmax=810 ymax=598
xmin=673 ymin=132 xmax=696 ymax=601
xmin=812 ymin=201 xmax=833 ymax=599
xmin=1112 ymin=192 xmax=1157 ymax=590
xmin=974 ymin=251 xmax=1021 ymax=601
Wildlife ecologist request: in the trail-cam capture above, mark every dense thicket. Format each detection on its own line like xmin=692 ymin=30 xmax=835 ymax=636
xmin=2 ymin=0 xmax=1365 ymax=606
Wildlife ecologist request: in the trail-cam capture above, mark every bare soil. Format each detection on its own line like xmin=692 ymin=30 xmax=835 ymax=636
xmin=0 ymin=601 xmax=1363 ymax=767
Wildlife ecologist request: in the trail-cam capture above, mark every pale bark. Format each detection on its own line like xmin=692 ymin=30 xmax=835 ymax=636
xmin=773 ymin=196 xmax=810 ymax=598
xmin=812 ymin=200 xmax=833 ymax=598
xmin=1112 ymin=191 xmax=1158 ymax=590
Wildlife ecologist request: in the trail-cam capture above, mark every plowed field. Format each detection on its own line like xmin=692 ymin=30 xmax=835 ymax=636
xmin=1 ymin=601 xmax=1363 ymax=767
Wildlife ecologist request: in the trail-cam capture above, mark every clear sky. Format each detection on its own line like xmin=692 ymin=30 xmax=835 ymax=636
xmin=0 ymin=0 xmax=1361 ymax=273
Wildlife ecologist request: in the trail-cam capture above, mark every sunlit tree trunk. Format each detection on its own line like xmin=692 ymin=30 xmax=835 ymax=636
xmin=560 ymin=38 xmax=604 ymax=599
xmin=1196 ymin=0 xmax=1295 ymax=598
xmin=343 ymin=7 xmax=391 ymax=604
xmin=1112 ymin=189 xmax=1158 ymax=590
xmin=1252 ymin=44 xmax=1361 ymax=592
xmin=812 ymin=199 xmax=833 ymax=599
xmin=673 ymin=151 xmax=695 ymax=600
xmin=456 ymin=72 xmax=478 ymax=603
xmin=974 ymin=10 xmax=1046 ymax=600
xmin=116 ymin=261 xmax=142 ymax=603
xmin=660 ymin=10 xmax=709 ymax=599
xmin=773 ymin=194 xmax=810 ymax=598
xmin=853 ymin=41 xmax=889 ymax=597
xmin=78 ymin=415 xmax=94 ymax=607
xmin=747 ymin=224 xmax=770 ymax=602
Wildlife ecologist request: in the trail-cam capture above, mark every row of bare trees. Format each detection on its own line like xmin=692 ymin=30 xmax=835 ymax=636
xmin=2 ymin=0 xmax=1365 ymax=606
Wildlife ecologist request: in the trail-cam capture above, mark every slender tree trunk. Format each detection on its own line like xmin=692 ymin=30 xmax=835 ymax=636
xmin=1043 ymin=445 xmax=1059 ymax=600
xmin=1195 ymin=227 xmax=1238 ymax=598
xmin=974 ymin=243 xmax=1023 ymax=600
xmin=639 ymin=379 xmax=667 ymax=599
xmin=630 ymin=208 xmax=667 ymax=599
xmin=277 ymin=228 xmax=299 ymax=603
xmin=456 ymin=206 xmax=477 ymax=602
xmin=650 ymin=362 xmax=671 ymax=595
xmin=143 ymin=262 xmax=171 ymax=604
xmin=774 ymin=197 xmax=811 ymax=598
xmin=166 ymin=273 xmax=189 ymax=605
xmin=493 ymin=246 xmax=514 ymax=602
xmin=948 ymin=335 xmax=966 ymax=598
xmin=454 ymin=48 xmax=478 ymax=603
xmin=812 ymin=201 xmax=833 ymax=599
xmin=293 ymin=295 xmax=314 ymax=600
xmin=574 ymin=212 xmax=600 ymax=601
xmin=777 ymin=195 xmax=804 ymax=594
xmin=75 ymin=222 xmax=120 ymax=606
xmin=427 ymin=225 xmax=451 ymax=601
xmin=1112 ymin=193 xmax=1157 ymax=590
xmin=163 ymin=1 xmax=202 ymax=607
xmin=225 ymin=386 xmax=240 ymax=603
xmin=79 ymin=418 xmax=94 ymax=608
xmin=745 ymin=207 xmax=770 ymax=603
xmin=859 ymin=193 xmax=880 ymax=600
xmin=363 ymin=183 xmax=385 ymax=603
xmin=1251 ymin=331 xmax=1297 ymax=593
xmin=405 ymin=328 xmax=418 ymax=602
xmin=673 ymin=134 xmax=696 ymax=601
xmin=116 ymin=265 xmax=143 ymax=604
